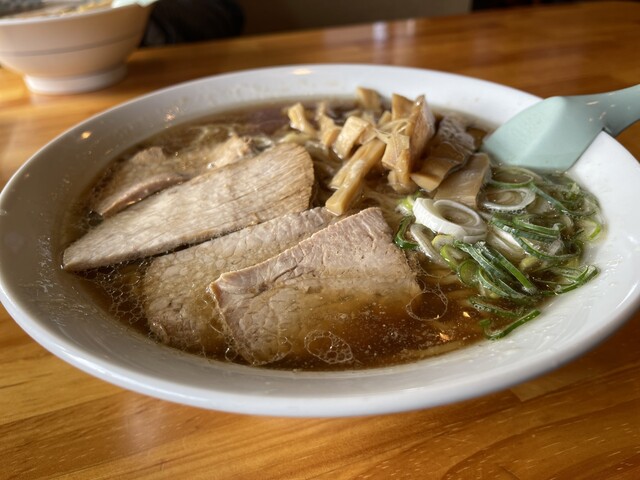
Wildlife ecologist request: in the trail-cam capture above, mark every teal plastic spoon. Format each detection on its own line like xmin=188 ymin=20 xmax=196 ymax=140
xmin=481 ymin=84 xmax=640 ymax=171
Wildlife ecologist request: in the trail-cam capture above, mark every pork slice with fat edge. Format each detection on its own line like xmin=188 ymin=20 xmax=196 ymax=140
xmin=209 ymin=207 xmax=421 ymax=366
xmin=143 ymin=208 xmax=336 ymax=353
xmin=63 ymin=143 xmax=315 ymax=271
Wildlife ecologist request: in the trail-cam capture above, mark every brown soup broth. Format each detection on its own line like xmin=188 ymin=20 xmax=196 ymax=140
xmin=67 ymin=99 xmax=522 ymax=371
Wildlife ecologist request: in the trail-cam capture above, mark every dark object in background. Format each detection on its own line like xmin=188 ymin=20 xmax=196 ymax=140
xmin=141 ymin=0 xmax=244 ymax=46
xmin=473 ymin=0 xmax=578 ymax=9
xmin=0 ymin=0 xmax=40 ymax=16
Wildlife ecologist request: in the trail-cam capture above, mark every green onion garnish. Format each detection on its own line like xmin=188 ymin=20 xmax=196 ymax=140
xmin=479 ymin=309 xmax=541 ymax=340
xmin=394 ymin=216 xmax=419 ymax=250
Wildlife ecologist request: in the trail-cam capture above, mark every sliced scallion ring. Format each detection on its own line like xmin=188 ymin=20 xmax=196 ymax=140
xmin=457 ymin=259 xmax=479 ymax=286
xmin=409 ymin=223 xmax=448 ymax=266
xmin=413 ymin=198 xmax=487 ymax=243
xmin=481 ymin=187 xmax=536 ymax=213
xmin=488 ymin=166 xmax=541 ymax=188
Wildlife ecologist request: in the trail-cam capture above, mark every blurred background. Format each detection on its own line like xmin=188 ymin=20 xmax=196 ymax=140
xmin=0 ymin=0 xmax=629 ymax=46
xmin=143 ymin=0 xmax=625 ymax=46
xmin=236 ymin=0 xmax=472 ymax=35
xmin=234 ymin=0 xmax=591 ymax=36
xmin=138 ymin=0 xmax=626 ymax=46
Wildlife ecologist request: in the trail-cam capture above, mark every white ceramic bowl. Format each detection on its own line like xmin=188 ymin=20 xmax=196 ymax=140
xmin=1 ymin=65 xmax=639 ymax=417
xmin=0 ymin=4 xmax=151 ymax=94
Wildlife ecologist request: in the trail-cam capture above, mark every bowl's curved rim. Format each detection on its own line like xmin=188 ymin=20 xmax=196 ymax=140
xmin=0 ymin=3 xmax=144 ymax=26
xmin=1 ymin=64 xmax=639 ymax=417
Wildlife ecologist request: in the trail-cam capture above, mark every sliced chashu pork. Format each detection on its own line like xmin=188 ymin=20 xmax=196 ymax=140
xmin=63 ymin=143 xmax=315 ymax=271
xmin=209 ymin=208 xmax=421 ymax=366
xmin=177 ymin=133 xmax=254 ymax=171
xmin=143 ymin=208 xmax=336 ymax=354
xmin=91 ymin=134 xmax=253 ymax=217
xmin=91 ymin=147 xmax=187 ymax=217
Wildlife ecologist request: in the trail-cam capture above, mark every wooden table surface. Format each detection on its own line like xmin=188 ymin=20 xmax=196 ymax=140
xmin=2 ymin=2 xmax=640 ymax=478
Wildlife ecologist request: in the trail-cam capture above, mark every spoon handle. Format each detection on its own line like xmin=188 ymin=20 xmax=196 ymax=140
xmin=575 ymin=84 xmax=640 ymax=136
xmin=111 ymin=0 xmax=159 ymax=7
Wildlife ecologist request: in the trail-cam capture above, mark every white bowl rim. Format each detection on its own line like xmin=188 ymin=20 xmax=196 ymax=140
xmin=1 ymin=64 xmax=639 ymax=417
xmin=0 ymin=3 xmax=144 ymax=25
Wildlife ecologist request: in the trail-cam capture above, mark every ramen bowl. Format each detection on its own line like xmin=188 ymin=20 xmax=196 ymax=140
xmin=1 ymin=65 xmax=639 ymax=417
xmin=0 ymin=3 xmax=151 ymax=94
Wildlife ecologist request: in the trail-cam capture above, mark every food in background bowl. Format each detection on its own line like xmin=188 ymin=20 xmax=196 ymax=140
xmin=1 ymin=65 xmax=638 ymax=417
xmin=1 ymin=1 xmax=113 ymax=19
xmin=59 ymin=91 xmax=603 ymax=371
xmin=0 ymin=2 xmax=151 ymax=94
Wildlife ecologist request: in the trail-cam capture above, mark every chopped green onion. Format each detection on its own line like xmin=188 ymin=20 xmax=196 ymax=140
xmin=439 ymin=243 xmax=468 ymax=270
xmin=479 ymin=309 xmax=541 ymax=340
xmin=469 ymin=296 xmax=522 ymax=318
xmin=490 ymin=215 xmax=560 ymax=242
xmin=576 ymin=217 xmax=603 ymax=241
xmin=397 ymin=195 xmax=417 ymax=215
xmin=409 ymin=224 xmax=448 ymax=266
xmin=394 ymin=216 xmax=418 ymax=250
xmin=432 ymin=234 xmax=455 ymax=251
xmin=399 ymin=162 xmax=601 ymax=342
xmin=529 ymin=183 xmax=596 ymax=217
xmin=534 ymin=265 xmax=599 ymax=294
xmin=454 ymin=241 xmax=510 ymax=283
xmin=457 ymin=259 xmax=479 ymax=286
xmin=476 ymin=269 xmax=531 ymax=302
xmin=515 ymin=236 xmax=580 ymax=262
xmin=512 ymin=215 xmax=564 ymax=238
xmin=475 ymin=242 xmax=537 ymax=293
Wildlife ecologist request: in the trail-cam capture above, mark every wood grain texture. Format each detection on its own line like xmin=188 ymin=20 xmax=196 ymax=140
xmin=1 ymin=2 xmax=640 ymax=479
